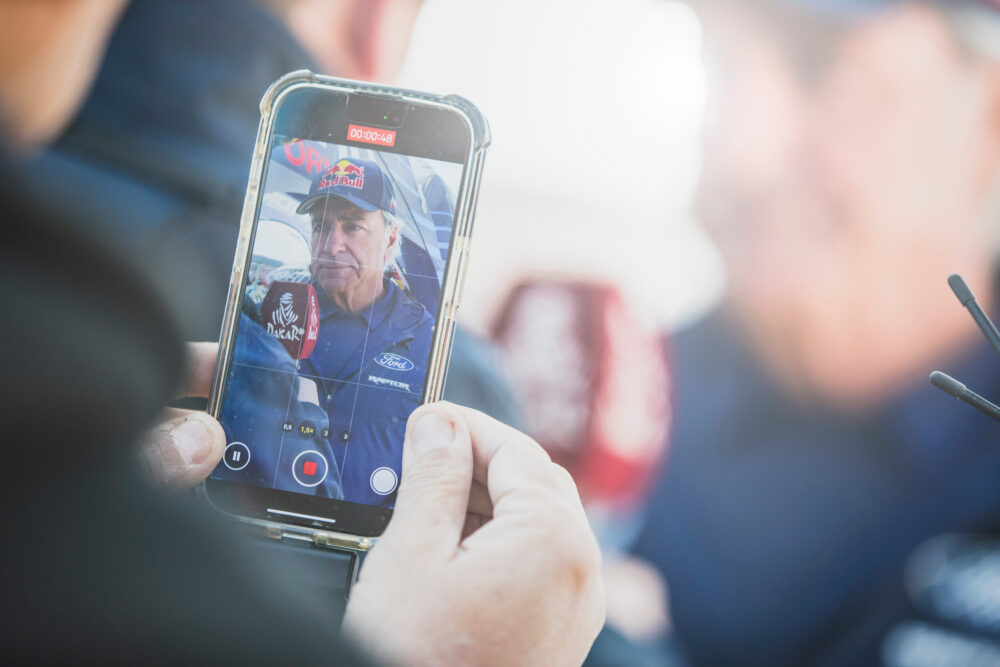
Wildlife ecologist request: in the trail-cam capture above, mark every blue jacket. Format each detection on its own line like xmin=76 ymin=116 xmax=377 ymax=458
xmin=219 ymin=278 xmax=430 ymax=506
xmin=215 ymin=313 xmax=344 ymax=498
xmin=300 ymin=280 xmax=433 ymax=507
xmin=631 ymin=312 xmax=1000 ymax=665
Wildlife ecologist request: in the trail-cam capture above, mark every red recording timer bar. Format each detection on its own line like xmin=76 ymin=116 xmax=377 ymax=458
xmin=347 ymin=124 xmax=397 ymax=147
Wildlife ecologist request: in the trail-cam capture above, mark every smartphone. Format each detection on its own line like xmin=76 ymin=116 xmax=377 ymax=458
xmin=205 ymin=71 xmax=489 ymax=550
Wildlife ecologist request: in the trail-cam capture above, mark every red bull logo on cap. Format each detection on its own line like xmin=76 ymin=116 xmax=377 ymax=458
xmin=317 ymin=159 xmax=365 ymax=191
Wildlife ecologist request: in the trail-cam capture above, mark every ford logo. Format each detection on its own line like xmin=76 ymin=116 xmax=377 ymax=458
xmin=375 ymin=353 xmax=415 ymax=372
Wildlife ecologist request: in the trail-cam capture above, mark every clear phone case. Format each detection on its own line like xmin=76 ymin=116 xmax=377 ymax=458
xmin=203 ymin=71 xmax=491 ymax=552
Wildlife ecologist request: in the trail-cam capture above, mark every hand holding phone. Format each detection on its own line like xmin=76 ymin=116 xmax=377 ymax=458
xmin=344 ymin=403 xmax=606 ymax=666
xmin=139 ymin=343 xmax=226 ymax=489
xmin=137 ymin=344 xmax=605 ymax=662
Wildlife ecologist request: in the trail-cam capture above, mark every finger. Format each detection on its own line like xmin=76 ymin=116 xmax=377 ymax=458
xmin=442 ymin=402 xmax=552 ymax=482
xmin=442 ymin=403 xmax=573 ymax=508
xmin=138 ymin=408 xmax=226 ymax=489
xmin=461 ymin=512 xmax=490 ymax=541
xmin=383 ymin=403 xmax=474 ymax=561
xmin=446 ymin=404 xmax=590 ymax=528
xmin=468 ymin=479 xmax=493 ymax=518
xmin=176 ymin=342 xmax=219 ymax=399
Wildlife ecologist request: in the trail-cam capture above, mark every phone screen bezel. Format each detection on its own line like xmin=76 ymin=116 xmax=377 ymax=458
xmin=204 ymin=83 xmax=476 ymax=539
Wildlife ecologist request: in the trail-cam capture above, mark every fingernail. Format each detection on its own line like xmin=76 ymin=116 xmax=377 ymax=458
xmin=171 ymin=417 xmax=213 ymax=466
xmin=409 ymin=412 xmax=455 ymax=456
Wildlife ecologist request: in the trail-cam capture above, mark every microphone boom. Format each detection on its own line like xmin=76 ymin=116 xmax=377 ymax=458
xmin=930 ymin=274 xmax=1000 ymax=423
xmin=930 ymin=371 xmax=1000 ymax=424
xmin=948 ymin=274 xmax=1000 ymax=362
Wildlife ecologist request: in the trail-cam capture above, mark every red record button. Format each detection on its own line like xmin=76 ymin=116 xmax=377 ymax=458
xmin=291 ymin=450 xmax=328 ymax=488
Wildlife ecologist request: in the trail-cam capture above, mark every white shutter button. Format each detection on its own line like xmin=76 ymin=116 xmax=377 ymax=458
xmin=370 ymin=467 xmax=398 ymax=495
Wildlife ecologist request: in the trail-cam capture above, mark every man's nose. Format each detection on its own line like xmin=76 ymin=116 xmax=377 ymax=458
xmin=319 ymin=223 xmax=348 ymax=256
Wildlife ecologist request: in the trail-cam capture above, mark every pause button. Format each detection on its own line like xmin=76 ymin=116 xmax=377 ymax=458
xmin=223 ymin=442 xmax=251 ymax=471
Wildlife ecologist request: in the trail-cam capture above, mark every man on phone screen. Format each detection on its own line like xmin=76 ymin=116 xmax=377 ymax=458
xmin=225 ymin=158 xmax=432 ymax=507
xmin=295 ymin=158 xmax=433 ymax=506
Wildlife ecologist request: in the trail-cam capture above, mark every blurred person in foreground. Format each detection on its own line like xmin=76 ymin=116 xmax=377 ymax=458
xmin=29 ymin=0 xmax=520 ymax=427
xmin=628 ymin=0 xmax=1000 ymax=664
xmin=0 ymin=0 xmax=603 ymax=663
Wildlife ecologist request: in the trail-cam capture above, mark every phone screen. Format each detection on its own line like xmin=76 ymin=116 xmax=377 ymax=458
xmin=206 ymin=85 xmax=475 ymax=536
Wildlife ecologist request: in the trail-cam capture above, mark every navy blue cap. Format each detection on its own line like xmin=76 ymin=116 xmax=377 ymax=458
xmin=773 ymin=0 xmax=998 ymax=18
xmin=296 ymin=157 xmax=397 ymax=216
xmin=781 ymin=0 xmax=896 ymax=16
xmin=782 ymin=0 xmax=900 ymax=16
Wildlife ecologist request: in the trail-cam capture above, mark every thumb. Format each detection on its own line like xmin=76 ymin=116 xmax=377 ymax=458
xmin=383 ymin=404 xmax=473 ymax=560
xmin=139 ymin=409 xmax=226 ymax=489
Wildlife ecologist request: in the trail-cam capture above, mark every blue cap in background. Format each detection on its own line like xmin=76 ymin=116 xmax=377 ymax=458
xmin=772 ymin=0 xmax=998 ymax=19
xmin=781 ymin=0 xmax=897 ymax=17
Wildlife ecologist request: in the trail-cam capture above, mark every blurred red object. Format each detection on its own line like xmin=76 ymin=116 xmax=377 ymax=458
xmin=492 ymin=280 xmax=671 ymax=508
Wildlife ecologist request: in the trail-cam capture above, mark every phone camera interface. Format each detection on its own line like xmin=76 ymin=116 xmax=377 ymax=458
xmin=211 ymin=134 xmax=464 ymax=518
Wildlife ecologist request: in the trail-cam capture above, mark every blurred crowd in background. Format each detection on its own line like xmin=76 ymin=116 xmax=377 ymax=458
xmin=21 ymin=0 xmax=1000 ymax=664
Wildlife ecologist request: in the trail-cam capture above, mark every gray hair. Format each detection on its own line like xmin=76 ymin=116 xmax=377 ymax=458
xmin=382 ymin=210 xmax=404 ymax=270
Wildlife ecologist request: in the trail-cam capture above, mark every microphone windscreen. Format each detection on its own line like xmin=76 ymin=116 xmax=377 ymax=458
xmin=259 ymin=281 xmax=320 ymax=360
xmin=948 ymin=274 xmax=976 ymax=306
xmin=930 ymin=371 xmax=966 ymax=399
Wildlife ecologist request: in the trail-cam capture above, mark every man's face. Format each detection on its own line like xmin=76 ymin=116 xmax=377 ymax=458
xmin=283 ymin=0 xmax=423 ymax=83
xmin=0 ymin=0 xmax=127 ymax=147
xmin=309 ymin=197 xmax=398 ymax=312
xmin=696 ymin=2 xmax=1000 ymax=407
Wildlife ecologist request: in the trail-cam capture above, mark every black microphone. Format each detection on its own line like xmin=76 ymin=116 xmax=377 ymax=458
xmin=948 ymin=274 xmax=1000 ymax=361
xmin=929 ymin=371 xmax=1000 ymax=423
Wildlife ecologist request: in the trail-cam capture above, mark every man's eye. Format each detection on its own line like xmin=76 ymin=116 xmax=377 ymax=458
xmin=345 ymin=223 xmax=363 ymax=233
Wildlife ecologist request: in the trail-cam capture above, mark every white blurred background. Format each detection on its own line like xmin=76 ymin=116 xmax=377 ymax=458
xmin=397 ymin=0 xmax=724 ymax=334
